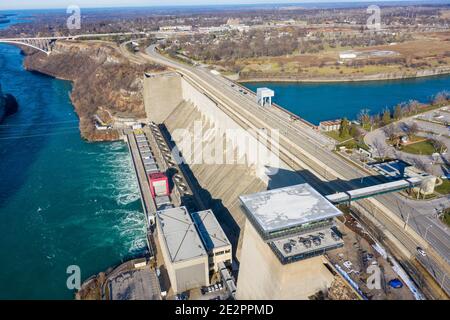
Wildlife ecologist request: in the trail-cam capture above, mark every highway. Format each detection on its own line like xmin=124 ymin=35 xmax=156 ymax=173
xmin=141 ymin=44 xmax=450 ymax=297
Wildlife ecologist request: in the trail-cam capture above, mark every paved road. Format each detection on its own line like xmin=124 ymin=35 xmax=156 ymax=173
xmin=141 ymin=45 xmax=450 ymax=297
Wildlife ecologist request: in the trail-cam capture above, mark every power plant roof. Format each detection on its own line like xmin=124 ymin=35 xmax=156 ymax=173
xmin=191 ymin=209 xmax=231 ymax=252
xmin=156 ymin=206 xmax=208 ymax=263
xmin=240 ymin=183 xmax=342 ymax=236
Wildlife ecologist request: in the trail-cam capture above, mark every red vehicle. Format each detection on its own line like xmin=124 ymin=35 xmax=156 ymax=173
xmin=148 ymin=172 xmax=169 ymax=198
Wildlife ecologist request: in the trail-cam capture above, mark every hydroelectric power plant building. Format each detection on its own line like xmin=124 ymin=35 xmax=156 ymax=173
xmin=156 ymin=206 xmax=232 ymax=294
xmin=236 ymin=184 xmax=344 ymax=299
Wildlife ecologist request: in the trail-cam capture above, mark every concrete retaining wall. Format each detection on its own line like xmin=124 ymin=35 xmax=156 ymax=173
xmin=143 ymin=72 xmax=183 ymax=123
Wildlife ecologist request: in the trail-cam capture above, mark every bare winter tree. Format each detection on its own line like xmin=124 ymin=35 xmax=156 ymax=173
xmin=373 ymin=138 xmax=387 ymax=161
xmin=383 ymin=123 xmax=398 ymax=146
xmin=407 ymin=100 xmax=421 ymax=115
xmin=432 ymin=91 xmax=449 ymax=106
xmin=413 ymin=157 xmax=432 ymax=174
xmin=358 ymin=108 xmax=371 ymax=129
xmin=431 ymin=138 xmax=447 ymax=153
xmin=406 ymin=122 xmax=419 ymax=137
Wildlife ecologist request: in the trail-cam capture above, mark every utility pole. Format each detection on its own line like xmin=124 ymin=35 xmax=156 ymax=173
xmin=404 ymin=211 xmax=411 ymax=231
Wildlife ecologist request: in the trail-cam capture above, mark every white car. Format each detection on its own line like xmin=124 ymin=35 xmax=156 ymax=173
xmin=417 ymin=247 xmax=427 ymax=257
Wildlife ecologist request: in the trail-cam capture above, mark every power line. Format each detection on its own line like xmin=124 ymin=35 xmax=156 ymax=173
xmin=0 ymin=126 xmax=80 ymax=135
xmin=0 ymin=120 xmax=79 ymax=127
xmin=0 ymin=129 xmax=81 ymax=140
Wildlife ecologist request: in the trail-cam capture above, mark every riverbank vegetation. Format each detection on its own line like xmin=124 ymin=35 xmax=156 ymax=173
xmin=325 ymin=118 xmax=369 ymax=150
xmin=435 ymin=179 xmax=450 ymax=196
xmin=358 ymin=91 xmax=450 ymax=132
xmin=22 ymin=41 xmax=165 ymax=141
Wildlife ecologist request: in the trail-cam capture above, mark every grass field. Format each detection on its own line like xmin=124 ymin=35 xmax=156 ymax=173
xmin=401 ymin=140 xmax=437 ymax=155
xmin=324 ymin=130 xmax=352 ymax=142
xmin=235 ymin=31 xmax=450 ymax=80
xmin=435 ymin=179 xmax=450 ymax=195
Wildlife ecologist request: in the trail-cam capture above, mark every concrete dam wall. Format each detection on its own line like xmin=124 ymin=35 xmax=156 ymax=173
xmin=143 ymin=72 xmax=303 ymax=258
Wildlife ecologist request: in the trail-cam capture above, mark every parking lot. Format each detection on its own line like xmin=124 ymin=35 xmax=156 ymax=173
xmin=327 ymin=214 xmax=415 ymax=300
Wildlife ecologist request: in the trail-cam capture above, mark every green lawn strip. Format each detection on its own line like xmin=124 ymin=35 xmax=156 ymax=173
xmin=400 ymin=140 xmax=437 ymax=155
xmin=324 ymin=130 xmax=353 ymax=142
xmin=435 ymin=179 xmax=450 ymax=195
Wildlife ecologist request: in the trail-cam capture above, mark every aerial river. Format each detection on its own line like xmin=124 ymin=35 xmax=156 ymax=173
xmin=244 ymin=76 xmax=450 ymax=125
xmin=0 ymin=15 xmax=146 ymax=299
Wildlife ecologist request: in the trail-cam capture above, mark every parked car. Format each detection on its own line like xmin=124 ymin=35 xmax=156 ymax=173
xmin=388 ymin=279 xmax=403 ymax=289
xmin=175 ymin=292 xmax=188 ymax=300
xmin=417 ymin=247 xmax=427 ymax=257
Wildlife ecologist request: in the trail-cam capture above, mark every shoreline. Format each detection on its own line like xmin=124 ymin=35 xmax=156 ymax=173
xmin=22 ymin=63 xmax=118 ymax=142
xmin=237 ymin=68 xmax=450 ymax=84
xmin=19 ymin=42 xmax=152 ymax=143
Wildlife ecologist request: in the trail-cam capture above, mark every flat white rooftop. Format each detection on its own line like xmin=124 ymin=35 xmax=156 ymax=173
xmin=156 ymin=206 xmax=208 ymax=264
xmin=191 ymin=209 xmax=231 ymax=252
xmin=256 ymin=87 xmax=275 ymax=97
xmin=240 ymin=184 xmax=342 ymax=235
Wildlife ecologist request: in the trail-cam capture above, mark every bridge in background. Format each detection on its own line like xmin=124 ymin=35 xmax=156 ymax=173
xmin=0 ymin=31 xmax=176 ymax=55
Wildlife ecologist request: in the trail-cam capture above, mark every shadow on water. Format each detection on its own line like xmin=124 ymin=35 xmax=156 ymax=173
xmin=0 ymin=96 xmax=52 ymax=208
xmin=0 ymin=44 xmax=74 ymax=208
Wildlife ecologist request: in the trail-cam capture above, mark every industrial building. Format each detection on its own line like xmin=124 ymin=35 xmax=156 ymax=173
xmin=319 ymin=119 xmax=341 ymax=132
xmin=156 ymin=206 xmax=210 ymax=294
xmin=191 ymin=209 xmax=232 ymax=272
xmin=156 ymin=206 xmax=232 ymax=294
xmin=236 ymin=183 xmax=344 ymax=300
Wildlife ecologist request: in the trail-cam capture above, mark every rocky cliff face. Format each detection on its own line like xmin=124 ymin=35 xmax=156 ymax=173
xmin=23 ymin=41 xmax=165 ymax=141
xmin=0 ymin=84 xmax=18 ymax=123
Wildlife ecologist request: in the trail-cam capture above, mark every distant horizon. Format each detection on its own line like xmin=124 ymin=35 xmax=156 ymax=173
xmin=1 ymin=0 xmax=449 ymax=11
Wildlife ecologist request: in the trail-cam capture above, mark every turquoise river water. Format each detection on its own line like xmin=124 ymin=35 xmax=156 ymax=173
xmin=0 ymin=9 xmax=449 ymax=299
xmin=244 ymin=76 xmax=450 ymax=125
xmin=0 ymin=43 xmax=147 ymax=299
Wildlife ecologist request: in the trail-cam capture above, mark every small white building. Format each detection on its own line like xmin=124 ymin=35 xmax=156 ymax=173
xmin=319 ymin=119 xmax=341 ymax=132
xmin=339 ymin=51 xmax=357 ymax=60
xmin=256 ymin=87 xmax=275 ymax=107
xmin=159 ymin=25 xmax=192 ymax=32
xmin=132 ymin=123 xmax=143 ymax=130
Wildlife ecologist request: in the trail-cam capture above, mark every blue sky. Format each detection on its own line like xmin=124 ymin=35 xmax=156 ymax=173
xmin=0 ymin=0 xmax=421 ymax=11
